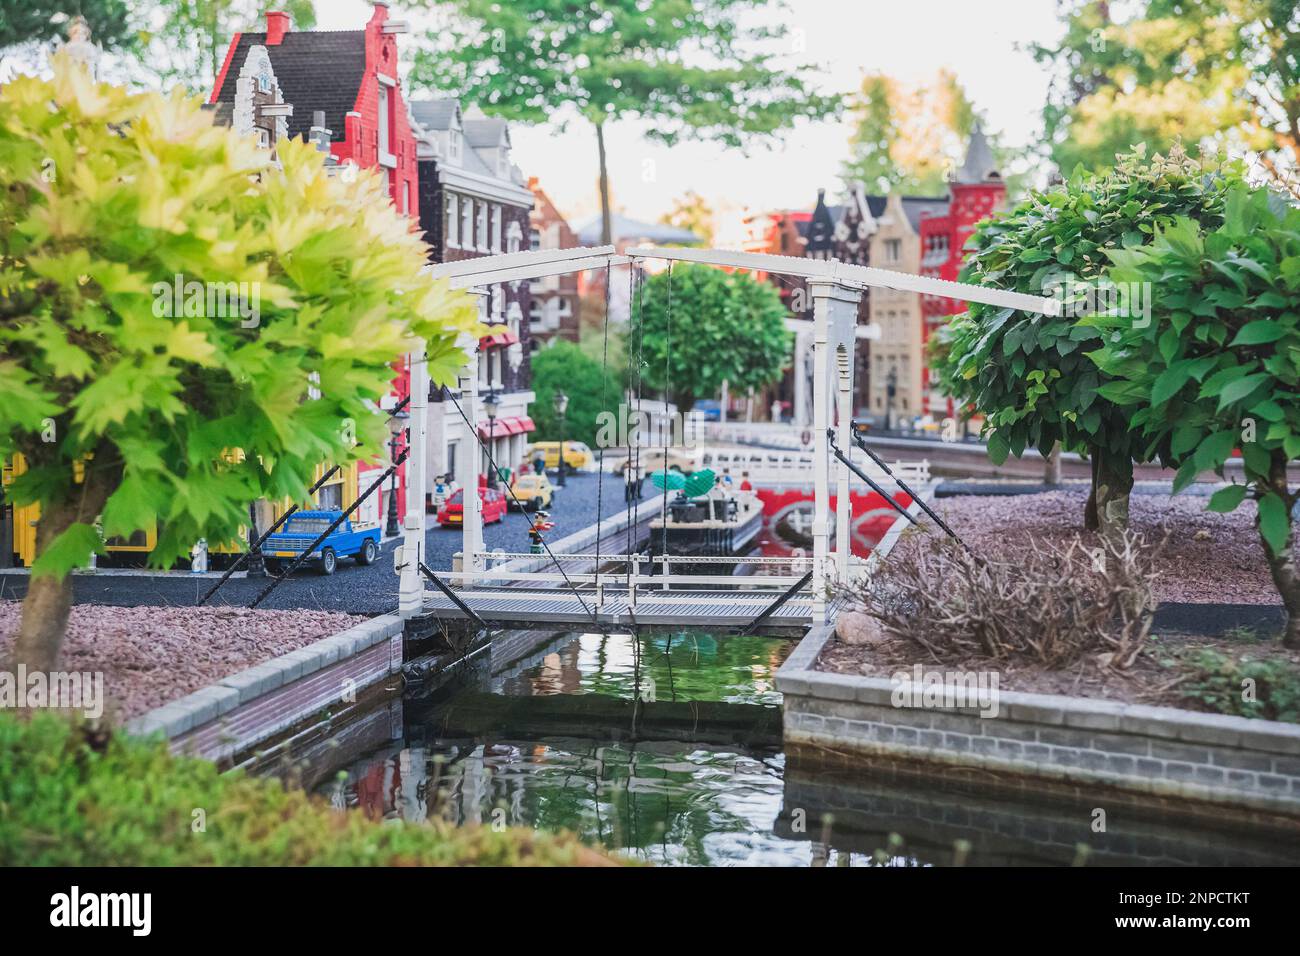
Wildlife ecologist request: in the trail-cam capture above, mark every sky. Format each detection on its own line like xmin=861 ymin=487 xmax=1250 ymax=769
xmin=306 ymin=1 xmax=1062 ymax=235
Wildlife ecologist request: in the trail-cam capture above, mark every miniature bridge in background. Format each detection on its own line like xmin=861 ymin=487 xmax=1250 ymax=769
xmin=395 ymin=245 xmax=1056 ymax=634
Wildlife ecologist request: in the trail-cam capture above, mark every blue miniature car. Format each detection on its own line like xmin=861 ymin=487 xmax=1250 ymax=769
xmin=261 ymin=509 xmax=381 ymax=576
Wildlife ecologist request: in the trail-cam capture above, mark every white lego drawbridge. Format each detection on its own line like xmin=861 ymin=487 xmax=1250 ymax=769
xmin=395 ymin=244 xmax=1056 ymax=633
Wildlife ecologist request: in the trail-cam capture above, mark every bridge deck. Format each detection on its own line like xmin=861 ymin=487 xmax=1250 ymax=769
xmin=421 ymin=586 xmax=842 ymax=634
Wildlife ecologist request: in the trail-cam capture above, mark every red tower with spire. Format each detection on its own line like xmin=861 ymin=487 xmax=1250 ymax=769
xmin=917 ymin=123 xmax=1006 ymax=417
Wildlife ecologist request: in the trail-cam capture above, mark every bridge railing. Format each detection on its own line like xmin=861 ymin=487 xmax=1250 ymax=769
xmin=700 ymin=447 xmax=930 ymax=487
xmin=440 ymin=551 xmax=849 ymax=606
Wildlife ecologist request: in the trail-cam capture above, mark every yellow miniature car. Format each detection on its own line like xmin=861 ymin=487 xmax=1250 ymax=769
xmin=509 ymin=472 xmax=555 ymax=511
xmin=528 ymin=440 xmax=594 ymax=474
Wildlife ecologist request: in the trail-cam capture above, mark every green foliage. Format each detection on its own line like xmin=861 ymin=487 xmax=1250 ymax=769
xmin=409 ymin=0 xmax=840 ymax=244
xmin=1033 ymin=1 xmax=1294 ymax=186
xmin=1173 ymin=648 xmax=1300 ymax=723
xmin=527 ymin=339 xmax=620 ymax=449
xmin=0 ymin=712 xmax=616 ymax=865
xmin=0 ymin=59 xmax=481 ymax=576
xmin=1087 ymin=180 xmax=1300 ymax=549
xmin=0 ymin=2 xmax=135 ymax=53
xmin=933 ymin=147 xmax=1236 ymax=471
xmin=660 ymin=190 xmax=715 ymax=247
xmin=142 ymin=1 xmax=318 ymax=94
xmin=410 ymin=0 xmax=838 ymax=143
xmin=632 ymin=264 xmax=792 ymax=410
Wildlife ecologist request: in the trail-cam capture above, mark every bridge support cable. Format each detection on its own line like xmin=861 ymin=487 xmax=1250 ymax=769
xmin=200 ymin=395 xmax=412 ymax=607
xmin=199 ymin=464 xmax=340 ymax=606
xmin=739 ymin=570 xmax=814 ymax=636
xmin=825 ymin=428 xmax=920 ymax=529
xmin=444 ymin=391 xmax=603 ymax=631
xmin=849 ymin=423 xmax=975 ymax=553
xmin=249 ymin=450 xmax=407 ymax=609
xmin=417 ymin=561 xmax=489 ymax=631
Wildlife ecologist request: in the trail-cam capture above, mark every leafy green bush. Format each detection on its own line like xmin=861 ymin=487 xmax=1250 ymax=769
xmin=1173 ymin=649 xmax=1300 ymax=723
xmin=0 ymin=714 xmax=618 ymax=866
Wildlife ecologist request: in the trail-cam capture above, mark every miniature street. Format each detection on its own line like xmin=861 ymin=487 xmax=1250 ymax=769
xmin=0 ymin=472 xmax=632 ymax=615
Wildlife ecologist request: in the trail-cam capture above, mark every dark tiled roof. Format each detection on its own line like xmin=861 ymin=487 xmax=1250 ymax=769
xmin=901 ymin=196 xmax=950 ymax=230
xmin=212 ymin=31 xmax=366 ymax=142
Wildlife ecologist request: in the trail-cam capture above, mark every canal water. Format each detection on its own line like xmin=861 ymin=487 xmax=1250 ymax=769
xmin=309 ymin=628 xmax=1300 ymax=867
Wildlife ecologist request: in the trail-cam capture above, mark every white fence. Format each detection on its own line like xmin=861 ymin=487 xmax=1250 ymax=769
xmin=701 ymin=447 xmax=929 ymax=487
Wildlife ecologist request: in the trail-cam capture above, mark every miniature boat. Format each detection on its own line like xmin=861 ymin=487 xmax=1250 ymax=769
xmin=647 ymin=472 xmax=764 ymax=560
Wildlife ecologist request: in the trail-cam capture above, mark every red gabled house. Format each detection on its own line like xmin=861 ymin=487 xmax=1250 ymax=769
xmin=209 ymin=3 xmax=421 ymax=529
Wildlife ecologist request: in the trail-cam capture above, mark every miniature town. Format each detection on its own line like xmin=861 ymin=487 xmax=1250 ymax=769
xmin=1 ymin=0 xmax=1299 ymax=895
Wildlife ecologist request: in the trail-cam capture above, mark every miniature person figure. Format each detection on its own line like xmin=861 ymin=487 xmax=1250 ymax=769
xmin=721 ymin=468 xmax=733 ymax=487
xmin=739 ymin=471 xmax=753 ymax=492
xmin=433 ymin=474 xmax=448 ymax=510
xmin=534 ymin=450 xmax=546 ymax=475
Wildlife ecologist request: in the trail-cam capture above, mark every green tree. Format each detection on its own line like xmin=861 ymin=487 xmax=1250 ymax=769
xmin=1088 ymin=183 xmax=1300 ymax=646
xmin=840 ymin=70 xmax=975 ymax=196
xmin=660 ymin=190 xmax=715 ymax=247
xmin=409 ymin=0 xmax=839 ymax=246
xmin=633 ymin=264 xmax=791 ymax=411
xmin=142 ymin=0 xmax=316 ymax=94
xmin=932 ymin=146 xmax=1234 ymax=539
xmin=1034 ymin=1 xmax=1296 ymax=188
xmin=528 ymin=339 xmax=621 ymax=449
xmin=0 ymin=2 xmax=135 ymax=54
xmin=0 ymin=58 xmax=480 ymax=669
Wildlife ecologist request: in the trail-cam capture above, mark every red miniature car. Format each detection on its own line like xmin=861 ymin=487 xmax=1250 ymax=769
xmin=437 ymin=486 xmax=507 ymax=527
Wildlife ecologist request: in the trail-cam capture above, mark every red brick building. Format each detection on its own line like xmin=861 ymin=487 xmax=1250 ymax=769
xmin=527 ymin=177 xmax=580 ymax=347
xmin=209 ymin=4 xmax=422 ymax=527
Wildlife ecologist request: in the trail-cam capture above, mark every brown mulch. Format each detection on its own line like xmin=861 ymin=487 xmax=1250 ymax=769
xmin=909 ymin=488 xmax=1277 ymax=605
xmin=0 ymin=602 xmax=366 ymax=720
xmin=816 ymin=489 xmax=1300 ymax=712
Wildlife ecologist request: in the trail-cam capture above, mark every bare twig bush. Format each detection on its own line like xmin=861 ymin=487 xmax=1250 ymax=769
xmin=845 ymin=529 xmax=1164 ymax=669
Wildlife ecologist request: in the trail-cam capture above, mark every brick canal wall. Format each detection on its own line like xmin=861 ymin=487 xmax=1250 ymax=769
xmin=777 ymin=626 xmax=1300 ymax=819
xmin=126 ymin=615 xmax=404 ymax=763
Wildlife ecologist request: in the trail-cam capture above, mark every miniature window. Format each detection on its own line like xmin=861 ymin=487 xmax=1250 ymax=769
xmin=446 ymin=193 xmax=459 ymax=247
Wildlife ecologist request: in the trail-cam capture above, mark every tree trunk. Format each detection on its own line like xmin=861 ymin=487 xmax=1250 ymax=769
xmin=1084 ymin=451 xmax=1099 ymax=530
xmin=1262 ymin=451 xmax=1300 ymax=649
xmin=12 ymin=459 xmax=114 ymax=673
xmin=595 ymin=120 xmax=613 ymax=247
xmin=1093 ymin=445 xmax=1133 ymax=544
xmin=1044 ymin=442 xmax=1062 ymax=486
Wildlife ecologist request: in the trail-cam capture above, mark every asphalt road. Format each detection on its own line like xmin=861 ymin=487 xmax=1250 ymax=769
xmin=0 ymin=472 xmax=644 ymax=616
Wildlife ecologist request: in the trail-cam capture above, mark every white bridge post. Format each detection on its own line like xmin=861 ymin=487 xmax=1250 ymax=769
xmin=834 ymin=301 xmax=858 ymax=585
xmin=807 ymin=278 xmax=862 ymax=624
xmin=457 ymin=318 xmax=484 ymax=589
xmin=399 ymin=345 xmax=429 ymax=618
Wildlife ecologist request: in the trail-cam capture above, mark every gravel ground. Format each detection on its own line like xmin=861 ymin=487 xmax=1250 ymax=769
xmin=0 ymin=472 xmax=638 ymax=615
xmin=0 ymin=602 xmax=363 ymax=718
xmin=917 ymin=487 xmax=1277 ymax=605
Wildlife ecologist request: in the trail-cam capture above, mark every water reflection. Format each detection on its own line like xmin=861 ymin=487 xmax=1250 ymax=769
xmin=317 ymin=630 xmax=1300 ymax=867
xmin=325 ymin=631 xmax=840 ymax=865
